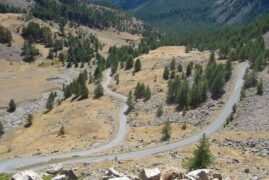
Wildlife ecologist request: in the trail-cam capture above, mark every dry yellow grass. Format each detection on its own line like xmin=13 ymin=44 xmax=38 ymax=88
xmin=0 ymin=12 xmax=142 ymax=159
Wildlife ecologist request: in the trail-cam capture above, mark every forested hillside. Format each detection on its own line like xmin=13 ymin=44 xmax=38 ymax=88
xmin=106 ymin=0 xmax=269 ymax=31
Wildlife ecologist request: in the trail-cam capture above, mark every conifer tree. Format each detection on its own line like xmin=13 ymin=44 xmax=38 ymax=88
xmin=211 ymin=68 xmax=225 ymax=98
xmin=46 ymin=92 xmax=55 ymax=111
xmin=126 ymin=91 xmax=134 ymax=113
xmin=257 ymin=79 xmax=263 ymax=95
xmin=177 ymin=63 xmax=183 ymax=72
xmin=7 ymin=99 xmax=16 ymax=113
xmin=94 ymin=83 xmax=104 ymax=98
xmin=47 ymin=48 xmax=54 ymax=59
xmin=170 ymin=70 xmax=175 ymax=79
xmin=144 ymin=86 xmax=151 ymax=100
xmin=134 ymin=59 xmax=142 ymax=72
xmin=170 ymin=58 xmax=176 ymax=70
xmin=156 ymin=105 xmax=163 ymax=117
xmin=24 ymin=114 xmax=33 ymax=128
xmin=186 ymin=61 xmax=194 ymax=77
xmin=162 ymin=120 xmax=172 ymax=141
xmin=94 ymin=66 xmax=103 ymax=81
xmin=163 ymin=66 xmax=170 ymax=80
xmin=64 ymin=85 xmax=72 ymax=99
xmin=59 ymin=126 xmax=65 ymax=136
xmin=125 ymin=56 xmax=134 ymax=70
xmin=225 ymin=59 xmax=232 ymax=82
xmin=0 ymin=121 xmax=4 ymax=137
xmin=177 ymin=79 xmax=189 ymax=109
xmin=186 ymin=134 xmax=213 ymax=170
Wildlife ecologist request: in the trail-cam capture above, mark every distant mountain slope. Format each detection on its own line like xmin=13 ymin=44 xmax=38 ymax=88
xmin=107 ymin=0 xmax=269 ymax=31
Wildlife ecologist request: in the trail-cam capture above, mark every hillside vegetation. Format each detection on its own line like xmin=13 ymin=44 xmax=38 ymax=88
xmin=107 ymin=0 xmax=269 ymax=31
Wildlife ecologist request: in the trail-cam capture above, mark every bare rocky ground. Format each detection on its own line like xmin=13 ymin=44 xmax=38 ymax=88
xmin=228 ymin=68 xmax=269 ymax=132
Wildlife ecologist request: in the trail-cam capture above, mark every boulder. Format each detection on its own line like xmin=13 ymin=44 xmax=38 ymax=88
xmin=12 ymin=170 xmax=42 ymax=180
xmin=212 ymin=173 xmax=222 ymax=180
xmin=105 ymin=168 xmax=124 ymax=177
xmin=187 ymin=169 xmax=211 ymax=180
xmin=162 ymin=167 xmax=185 ymax=180
xmin=47 ymin=164 xmax=63 ymax=175
xmin=197 ymin=171 xmax=208 ymax=180
xmin=141 ymin=168 xmax=161 ymax=180
xmin=60 ymin=170 xmax=77 ymax=180
xmin=52 ymin=174 xmax=67 ymax=180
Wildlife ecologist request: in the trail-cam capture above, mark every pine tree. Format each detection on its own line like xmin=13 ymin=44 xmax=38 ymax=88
xmin=126 ymin=91 xmax=134 ymax=113
xmin=113 ymin=73 xmax=119 ymax=85
xmin=0 ymin=121 xmax=4 ymax=137
xmin=186 ymin=62 xmax=193 ymax=77
xmin=211 ymin=69 xmax=225 ymax=98
xmin=144 ymin=86 xmax=151 ymax=100
xmin=47 ymin=48 xmax=54 ymax=59
xmin=94 ymin=66 xmax=103 ymax=81
xmin=186 ymin=134 xmax=214 ymax=170
xmin=7 ymin=99 xmax=16 ymax=113
xmin=170 ymin=71 xmax=175 ymax=79
xmin=59 ymin=126 xmax=65 ymax=136
xmin=177 ymin=63 xmax=183 ymax=72
xmin=134 ymin=82 xmax=146 ymax=99
xmin=125 ymin=56 xmax=134 ymax=70
xmin=156 ymin=106 xmax=163 ymax=117
xmin=163 ymin=66 xmax=170 ymax=80
xmin=58 ymin=52 xmax=65 ymax=64
xmin=64 ymin=85 xmax=72 ymax=99
xmin=46 ymin=92 xmax=55 ymax=111
xmin=170 ymin=58 xmax=176 ymax=70
xmin=162 ymin=120 xmax=172 ymax=141
xmin=177 ymin=79 xmax=189 ymax=109
xmin=134 ymin=59 xmax=142 ymax=72
xmin=80 ymin=83 xmax=89 ymax=99
xmin=257 ymin=79 xmax=263 ymax=95
xmin=225 ymin=59 xmax=232 ymax=82
xmin=94 ymin=83 xmax=104 ymax=98
xmin=24 ymin=114 xmax=33 ymax=128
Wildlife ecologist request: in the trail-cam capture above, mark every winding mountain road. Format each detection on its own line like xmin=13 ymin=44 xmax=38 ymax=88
xmin=0 ymin=62 xmax=249 ymax=173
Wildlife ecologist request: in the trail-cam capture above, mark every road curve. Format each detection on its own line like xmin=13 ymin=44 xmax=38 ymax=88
xmin=0 ymin=62 xmax=249 ymax=173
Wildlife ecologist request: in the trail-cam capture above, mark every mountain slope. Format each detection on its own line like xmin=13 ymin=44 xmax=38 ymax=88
xmin=107 ymin=0 xmax=269 ymax=31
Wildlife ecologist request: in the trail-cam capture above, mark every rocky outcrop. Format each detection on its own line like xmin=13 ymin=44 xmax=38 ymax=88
xmin=12 ymin=170 xmax=42 ymax=180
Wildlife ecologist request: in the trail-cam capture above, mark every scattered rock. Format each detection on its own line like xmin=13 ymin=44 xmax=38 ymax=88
xmin=47 ymin=163 xmax=63 ymax=175
xmin=105 ymin=168 xmax=124 ymax=177
xmin=141 ymin=168 xmax=161 ymax=180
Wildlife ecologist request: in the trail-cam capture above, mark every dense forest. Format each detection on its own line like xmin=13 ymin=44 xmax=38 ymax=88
xmin=160 ymin=14 xmax=269 ymax=71
xmin=107 ymin=0 xmax=269 ymax=32
xmin=31 ymin=0 xmax=145 ymax=34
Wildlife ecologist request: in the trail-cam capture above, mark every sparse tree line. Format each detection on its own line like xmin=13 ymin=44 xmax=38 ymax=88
xmin=166 ymin=52 xmax=232 ymax=111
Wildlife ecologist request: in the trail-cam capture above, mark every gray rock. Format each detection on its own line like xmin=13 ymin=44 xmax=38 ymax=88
xmin=141 ymin=168 xmax=161 ymax=180
xmin=47 ymin=164 xmax=63 ymax=175
xmin=12 ymin=170 xmax=42 ymax=180
xmin=52 ymin=174 xmax=67 ymax=180
xmin=60 ymin=170 xmax=77 ymax=180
